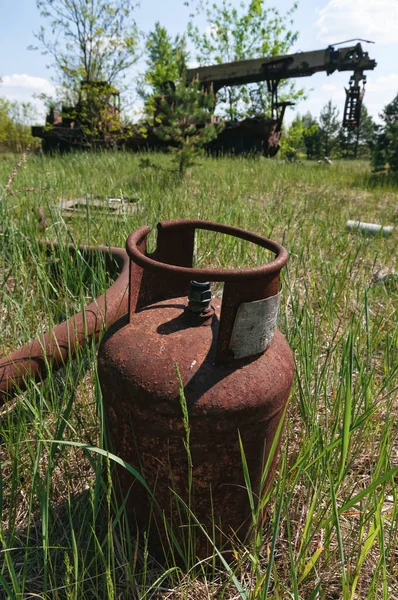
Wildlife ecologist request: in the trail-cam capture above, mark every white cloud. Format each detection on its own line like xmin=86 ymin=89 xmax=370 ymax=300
xmin=0 ymin=74 xmax=56 ymax=122
xmin=321 ymin=83 xmax=338 ymax=92
xmin=316 ymin=0 xmax=398 ymax=45
xmin=317 ymin=75 xmax=398 ymax=109
xmin=1 ymin=74 xmax=55 ymax=100
xmin=366 ymin=73 xmax=398 ymax=93
xmin=320 ymin=83 xmax=346 ymax=101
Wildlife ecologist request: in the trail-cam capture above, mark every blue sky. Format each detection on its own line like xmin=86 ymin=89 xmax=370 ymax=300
xmin=0 ymin=0 xmax=397 ymax=124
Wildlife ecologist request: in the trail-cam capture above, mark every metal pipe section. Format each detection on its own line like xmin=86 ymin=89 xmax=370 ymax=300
xmin=346 ymin=220 xmax=393 ymax=236
xmin=0 ymin=243 xmax=129 ymax=404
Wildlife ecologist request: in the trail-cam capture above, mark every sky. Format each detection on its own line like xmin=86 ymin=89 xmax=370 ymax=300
xmin=0 ymin=0 xmax=397 ymax=125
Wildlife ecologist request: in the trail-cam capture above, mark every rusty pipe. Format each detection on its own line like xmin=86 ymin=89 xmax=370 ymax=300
xmin=0 ymin=243 xmax=129 ymax=404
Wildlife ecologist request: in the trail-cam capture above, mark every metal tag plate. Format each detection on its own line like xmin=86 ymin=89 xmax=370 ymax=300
xmin=229 ymin=292 xmax=281 ymax=359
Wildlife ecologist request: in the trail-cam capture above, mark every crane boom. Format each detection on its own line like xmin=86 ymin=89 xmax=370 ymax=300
xmin=186 ymin=43 xmax=376 ymax=129
xmin=186 ymin=44 xmax=376 ymax=92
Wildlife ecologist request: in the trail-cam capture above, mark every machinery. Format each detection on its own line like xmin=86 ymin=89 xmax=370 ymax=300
xmin=185 ymin=42 xmax=377 ymax=155
xmin=32 ymin=81 xmax=122 ymax=153
xmin=32 ymin=43 xmax=376 ymax=156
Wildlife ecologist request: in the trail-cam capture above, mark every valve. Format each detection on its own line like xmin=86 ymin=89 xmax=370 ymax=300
xmin=188 ymin=280 xmax=212 ymax=313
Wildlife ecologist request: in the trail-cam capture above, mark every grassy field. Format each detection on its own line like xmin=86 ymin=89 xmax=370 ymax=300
xmin=0 ymin=151 xmax=397 ymax=599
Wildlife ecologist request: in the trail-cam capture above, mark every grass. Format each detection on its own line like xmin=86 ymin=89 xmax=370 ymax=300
xmin=0 ymin=150 xmax=397 ymax=598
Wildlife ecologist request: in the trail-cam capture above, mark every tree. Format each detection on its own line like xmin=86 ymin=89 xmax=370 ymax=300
xmin=187 ymin=0 xmax=304 ymax=120
xmin=319 ymin=100 xmax=340 ymax=157
xmin=280 ymin=115 xmax=306 ymax=160
xmin=141 ymin=23 xmax=188 ymax=119
xmin=155 ymin=80 xmax=222 ymax=175
xmin=339 ymin=104 xmax=375 ymax=159
xmin=302 ymin=112 xmax=321 ymax=159
xmin=280 ymin=112 xmax=321 ymax=161
xmin=0 ymin=98 xmax=39 ymax=153
xmin=32 ymin=0 xmax=139 ymax=97
xmin=145 ymin=24 xmax=188 ymax=95
xmin=372 ymin=94 xmax=398 ymax=172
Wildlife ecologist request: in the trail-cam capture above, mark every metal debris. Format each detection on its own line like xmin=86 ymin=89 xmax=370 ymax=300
xmin=59 ymin=196 xmax=141 ymax=217
xmin=346 ymin=220 xmax=393 ymax=236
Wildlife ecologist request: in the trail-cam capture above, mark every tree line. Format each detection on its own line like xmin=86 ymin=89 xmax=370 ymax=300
xmin=280 ymin=97 xmax=398 ymax=172
xmin=280 ymin=102 xmax=375 ymax=161
xmin=0 ymin=97 xmax=41 ymax=153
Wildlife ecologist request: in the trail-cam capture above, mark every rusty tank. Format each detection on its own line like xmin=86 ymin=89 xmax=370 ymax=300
xmin=98 ymin=220 xmax=294 ymax=559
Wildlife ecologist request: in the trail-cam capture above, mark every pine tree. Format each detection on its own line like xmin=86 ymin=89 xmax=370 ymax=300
xmin=302 ymin=112 xmax=321 ymax=159
xmin=319 ymin=101 xmax=340 ymax=157
xmin=155 ymin=80 xmax=222 ymax=175
xmin=142 ymin=23 xmax=188 ymax=120
xmin=372 ymin=94 xmax=398 ymax=172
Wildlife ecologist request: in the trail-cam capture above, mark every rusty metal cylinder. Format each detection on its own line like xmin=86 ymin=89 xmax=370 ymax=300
xmin=98 ymin=220 xmax=294 ymax=558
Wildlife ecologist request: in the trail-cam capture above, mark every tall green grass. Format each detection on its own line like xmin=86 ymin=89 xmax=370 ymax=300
xmin=0 ymin=151 xmax=397 ymax=598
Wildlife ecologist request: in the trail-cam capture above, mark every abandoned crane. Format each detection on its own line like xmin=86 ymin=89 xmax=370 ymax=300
xmin=185 ymin=42 xmax=377 ymax=155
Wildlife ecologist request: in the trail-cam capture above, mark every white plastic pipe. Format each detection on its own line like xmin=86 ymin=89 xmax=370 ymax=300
xmin=346 ymin=220 xmax=393 ymax=237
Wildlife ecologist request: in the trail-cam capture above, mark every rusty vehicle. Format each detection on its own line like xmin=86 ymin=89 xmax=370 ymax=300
xmin=32 ymin=43 xmax=376 ymax=156
xmin=31 ymin=81 xmax=122 ymax=153
xmin=98 ymin=220 xmax=294 ymax=558
xmin=184 ymin=42 xmax=376 ymax=155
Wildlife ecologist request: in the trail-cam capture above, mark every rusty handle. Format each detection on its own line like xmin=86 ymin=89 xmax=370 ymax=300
xmin=126 ymin=220 xmax=288 ymax=364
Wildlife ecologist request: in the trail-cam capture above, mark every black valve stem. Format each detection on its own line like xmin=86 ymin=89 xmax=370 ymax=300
xmin=188 ymin=281 xmax=212 ymax=313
